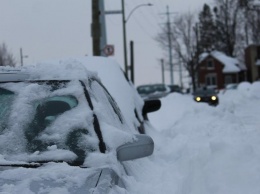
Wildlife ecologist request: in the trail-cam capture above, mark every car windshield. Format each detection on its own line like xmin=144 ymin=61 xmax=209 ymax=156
xmin=0 ymin=81 xmax=96 ymax=166
xmin=194 ymin=88 xmax=216 ymax=95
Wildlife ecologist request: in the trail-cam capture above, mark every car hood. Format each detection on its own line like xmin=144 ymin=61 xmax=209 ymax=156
xmin=0 ymin=162 xmax=118 ymax=194
xmin=193 ymin=94 xmax=217 ymax=97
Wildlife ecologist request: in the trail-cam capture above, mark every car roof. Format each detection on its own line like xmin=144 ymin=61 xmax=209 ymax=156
xmin=0 ymin=62 xmax=96 ymax=83
xmin=0 ymin=68 xmax=30 ymax=82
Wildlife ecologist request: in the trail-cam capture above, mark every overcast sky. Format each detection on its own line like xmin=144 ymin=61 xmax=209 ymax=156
xmin=0 ymin=0 xmax=213 ymax=87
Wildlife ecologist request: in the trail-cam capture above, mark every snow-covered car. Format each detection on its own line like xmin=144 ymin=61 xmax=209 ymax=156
xmin=0 ymin=64 xmax=154 ymax=193
xmin=193 ymin=87 xmax=219 ymax=106
xmin=32 ymin=57 xmax=161 ymax=134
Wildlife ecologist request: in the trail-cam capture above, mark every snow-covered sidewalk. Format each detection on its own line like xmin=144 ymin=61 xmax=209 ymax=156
xmin=124 ymin=82 xmax=260 ymax=194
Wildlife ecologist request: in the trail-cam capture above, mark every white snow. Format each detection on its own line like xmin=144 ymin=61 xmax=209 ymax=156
xmin=124 ymin=81 xmax=260 ymax=194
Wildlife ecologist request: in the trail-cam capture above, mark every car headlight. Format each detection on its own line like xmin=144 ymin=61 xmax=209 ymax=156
xmin=211 ymin=96 xmax=217 ymax=101
xmin=195 ymin=97 xmax=201 ymax=102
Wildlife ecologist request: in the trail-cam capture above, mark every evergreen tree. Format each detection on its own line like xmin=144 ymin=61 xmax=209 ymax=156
xmin=198 ymin=4 xmax=216 ymax=52
xmin=213 ymin=6 xmax=230 ymax=54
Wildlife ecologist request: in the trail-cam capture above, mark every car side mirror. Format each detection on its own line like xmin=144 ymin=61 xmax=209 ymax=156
xmin=142 ymin=99 xmax=161 ymax=116
xmin=117 ymin=134 xmax=154 ymax=162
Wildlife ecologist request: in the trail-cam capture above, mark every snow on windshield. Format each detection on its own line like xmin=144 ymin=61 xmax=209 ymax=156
xmin=0 ymin=60 xmax=136 ymax=167
xmin=0 ymin=80 xmax=98 ymax=164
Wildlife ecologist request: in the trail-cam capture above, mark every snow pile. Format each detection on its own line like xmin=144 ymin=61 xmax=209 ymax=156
xmin=124 ymin=81 xmax=260 ymax=194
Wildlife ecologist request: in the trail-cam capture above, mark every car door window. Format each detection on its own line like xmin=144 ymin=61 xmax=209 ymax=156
xmin=89 ymin=79 xmax=124 ymax=128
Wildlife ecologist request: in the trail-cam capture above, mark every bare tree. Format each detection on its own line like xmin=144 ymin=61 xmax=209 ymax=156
xmin=213 ymin=0 xmax=245 ymax=56
xmin=0 ymin=43 xmax=16 ymax=67
xmin=156 ymin=12 xmax=199 ymax=91
xmin=248 ymin=10 xmax=260 ymax=43
xmin=242 ymin=0 xmax=260 ymax=44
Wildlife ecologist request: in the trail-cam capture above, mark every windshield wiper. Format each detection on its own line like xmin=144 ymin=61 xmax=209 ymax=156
xmin=0 ymin=160 xmax=84 ymax=168
xmin=0 ymin=161 xmax=64 ymax=168
xmin=0 ymin=163 xmax=42 ymax=168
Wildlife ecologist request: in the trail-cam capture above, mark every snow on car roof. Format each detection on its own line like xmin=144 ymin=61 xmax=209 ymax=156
xmin=0 ymin=61 xmax=96 ymax=82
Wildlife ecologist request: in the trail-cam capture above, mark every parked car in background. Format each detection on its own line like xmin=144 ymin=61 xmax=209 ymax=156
xmin=0 ymin=59 xmax=156 ymax=193
xmin=168 ymin=84 xmax=183 ymax=94
xmin=193 ymin=87 xmax=219 ymax=106
xmin=226 ymin=83 xmax=238 ymax=90
xmin=137 ymin=84 xmax=171 ymax=100
xmin=222 ymin=83 xmax=238 ymax=94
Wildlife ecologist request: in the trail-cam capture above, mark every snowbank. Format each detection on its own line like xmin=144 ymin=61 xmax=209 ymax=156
xmin=124 ymin=82 xmax=260 ymax=194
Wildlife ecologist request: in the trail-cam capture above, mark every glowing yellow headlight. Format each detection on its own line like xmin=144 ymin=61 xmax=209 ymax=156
xmin=196 ymin=97 xmax=201 ymax=101
xmin=211 ymin=96 xmax=217 ymax=101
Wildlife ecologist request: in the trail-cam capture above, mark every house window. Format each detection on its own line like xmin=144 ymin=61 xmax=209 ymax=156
xmin=207 ymin=59 xmax=214 ymax=69
xmin=206 ymin=74 xmax=217 ymax=86
xmin=225 ymin=75 xmax=233 ymax=84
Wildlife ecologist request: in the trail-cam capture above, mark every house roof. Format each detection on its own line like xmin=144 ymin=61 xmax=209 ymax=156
xmin=199 ymin=51 xmax=246 ymax=73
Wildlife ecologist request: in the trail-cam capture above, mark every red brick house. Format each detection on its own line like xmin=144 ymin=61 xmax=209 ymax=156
xmin=198 ymin=51 xmax=247 ymax=90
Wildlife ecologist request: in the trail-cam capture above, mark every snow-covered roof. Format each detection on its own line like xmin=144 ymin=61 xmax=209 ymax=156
xmin=199 ymin=51 xmax=246 ymax=73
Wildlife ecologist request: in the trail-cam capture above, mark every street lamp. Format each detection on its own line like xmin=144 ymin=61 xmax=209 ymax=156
xmin=121 ymin=1 xmax=153 ymax=78
xmin=125 ymin=3 xmax=153 ymax=22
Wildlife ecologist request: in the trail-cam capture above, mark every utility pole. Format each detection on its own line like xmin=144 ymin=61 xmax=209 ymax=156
xmin=130 ymin=40 xmax=134 ymax=84
xmin=167 ymin=6 xmax=174 ymax=85
xmin=121 ymin=0 xmax=128 ymax=78
xmin=105 ymin=2 xmax=152 ymax=79
xmin=92 ymin=0 xmax=101 ymax=56
xmin=161 ymin=6 xmax=174 ymax=85
xmin=161 ymin=59 xmax=165 ymax=84
xmin=20 ymin=48 xmax=28 ymax=66
xmin=99 ymin=0 xmax=107 ymax=56
xmin=20 ymin=48 xmax=24 ymax=66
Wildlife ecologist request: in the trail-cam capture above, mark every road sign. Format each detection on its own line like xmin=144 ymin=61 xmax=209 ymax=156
xmin=103 ymin=45 xmax=114 ymax=56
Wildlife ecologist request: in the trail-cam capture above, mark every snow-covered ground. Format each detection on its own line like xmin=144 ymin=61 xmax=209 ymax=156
xmin=124 ymin=81 xmax=260 ymax=194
